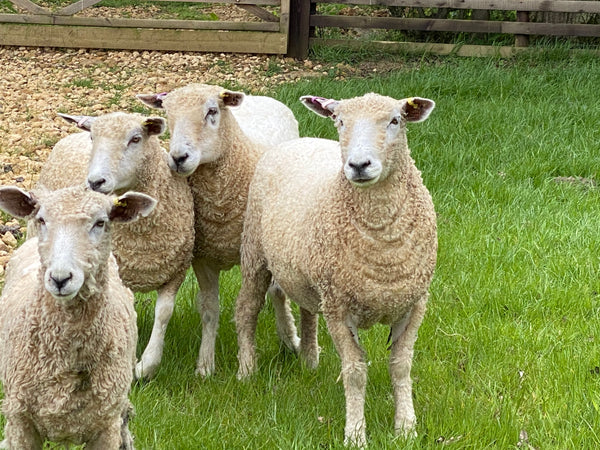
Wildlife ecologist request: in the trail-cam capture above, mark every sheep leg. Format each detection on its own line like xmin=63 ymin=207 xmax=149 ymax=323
xmin=389 ymin=296 xmax=427 ymax=438
xmin=299 ymin=307 xmax=319 ymax=369
xmin=235 ymin=265 xmax=270 ymax=379
xmin=267 ymin=283 xmax=300 ymax=354
xmin=86 ymin=418 xmax=124 ymax=450
xmin=3 ymin=415 xmax=43 ymax=449
xmin=135 ymin=278 xmax=182 ymax=379
xmin=324 ymin=312 xmax=367 ymax=448
xmin=193 ymin=259 xmax=220 ymax=377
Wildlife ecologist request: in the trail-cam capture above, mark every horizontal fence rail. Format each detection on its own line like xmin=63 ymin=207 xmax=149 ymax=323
xmin=288 ymin=0 xmax=600 ymax=57
xmin=0 ymin=0 xmax=290 ymax=54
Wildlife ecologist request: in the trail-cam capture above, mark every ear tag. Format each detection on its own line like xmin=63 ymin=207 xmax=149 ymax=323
xmin=407 ymin=98 xmax=419 ymax=108
xmin=114 ymin=198 xmax=127 ymax=208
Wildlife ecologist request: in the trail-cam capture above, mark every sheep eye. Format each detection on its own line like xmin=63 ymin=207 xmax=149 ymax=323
xmin=93 ymin=220 xmax=106 ymax=229
xmin=37 ymin=217 xmax=45 ymax=226
xmin=206 ymin=107 xmax=218 ymax=117
xmin=389 ymin=117 xmax=400 ymax=126
xmin=129 ymin=136 xmax=141 ymax=144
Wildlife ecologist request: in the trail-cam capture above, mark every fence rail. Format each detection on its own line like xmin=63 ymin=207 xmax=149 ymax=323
xmin=1 ymin=1 xmax=600 ymax=57
xmin=0 ymin=0 xmax=289 ymax=54
xmin=288 ymin=0 xmax=600 ymax=57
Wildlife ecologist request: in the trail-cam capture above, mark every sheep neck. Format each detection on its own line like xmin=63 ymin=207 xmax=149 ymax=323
xmin=340 ymin=152 xmax=417 ymax=244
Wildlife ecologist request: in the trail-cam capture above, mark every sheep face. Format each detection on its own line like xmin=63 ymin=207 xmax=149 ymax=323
xmin=137 ymin=84 xmax=245 ymax=176
xmin=301 ymin=93 xmax=435 ymax=187
xmin=58 ymin=112 xmax=166 ymax=195
xmin=0 ymin=186 xmax=156 ymax=304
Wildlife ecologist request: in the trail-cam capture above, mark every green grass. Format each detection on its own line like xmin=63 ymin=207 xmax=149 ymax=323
xmin=4 ymin=48 xmax=600 ymax=448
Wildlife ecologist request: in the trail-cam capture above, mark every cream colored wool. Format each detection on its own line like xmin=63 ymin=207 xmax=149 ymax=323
xmin=36 ymin=112 xmax=195 ymax=380
xmin=235 ymin=93 xmax=437 ymax=447
xmin=0 ymin=186 xmax=149 ymax=449
xmin=138 ymin=83 xmax=301 ymax=377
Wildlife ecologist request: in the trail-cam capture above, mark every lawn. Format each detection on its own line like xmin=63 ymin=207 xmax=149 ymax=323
xmin=3 ymin=46 xmax=600 ymax=448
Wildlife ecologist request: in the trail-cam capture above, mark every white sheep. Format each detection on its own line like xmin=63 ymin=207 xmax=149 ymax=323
xmin=38 ymin=112 xmax=196 ymax=380
xmin=137 ymin=84 xmax=301 ymax=377
xmin=0 ymin=185 xmax=156 ymax=449
xmin=235 ymin=93 xmax=437 ymax=447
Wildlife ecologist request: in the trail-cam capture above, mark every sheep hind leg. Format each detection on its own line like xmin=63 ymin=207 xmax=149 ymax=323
xmin=235 ymin=265 xmax=270 ymax=379
xmin=389 ymin=295 xmax=428 ymax=438
xmin=135 ymin=278 xmax=182 ymax=380
xmin=267 ymin=283 xmax=300 ymax=354
xmin=299 ymin=307 xmax=319 ymax=369
xmin=324 ymin=313 xmax=367 ymax=448
xmin=193 ymin=259 xmax=221 ymax=378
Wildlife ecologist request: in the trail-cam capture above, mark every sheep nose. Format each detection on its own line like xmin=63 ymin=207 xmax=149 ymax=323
xmin=51 ymin=272 xmax=73 ymax=291
xmin=88 ymin=178 xmax=106 ymax=192
xmin=172 ymin=153 xmax=189 ymax=168
xmin=348 ymin=159 xmax=371 ymax=172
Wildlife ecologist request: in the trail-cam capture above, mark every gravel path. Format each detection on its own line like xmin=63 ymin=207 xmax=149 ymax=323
xmin=0 ymin=45 xmax=370 ymax=273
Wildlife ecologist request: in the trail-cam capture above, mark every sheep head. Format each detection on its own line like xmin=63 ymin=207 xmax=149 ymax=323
xmin=301 ymin=93 xmax=435 ymax=187
xmin=137 ymin=84 xmax=245 ymax=176
xmin=58 ymin=112 xmax=166 ymax=195
xmin=0 ymin=186 xmax=156 ymax=304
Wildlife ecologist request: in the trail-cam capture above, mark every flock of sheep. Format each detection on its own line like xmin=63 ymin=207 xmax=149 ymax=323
xmin=0 ymin=83 xmax=437 ymax=448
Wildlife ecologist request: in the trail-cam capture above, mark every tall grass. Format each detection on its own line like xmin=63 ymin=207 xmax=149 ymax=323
xmin=3 ymin=48 xmax=600 ymax=448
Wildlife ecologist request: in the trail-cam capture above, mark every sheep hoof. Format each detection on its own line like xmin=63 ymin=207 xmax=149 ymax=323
xmin=134 ymin=360 xmax=159 ymax=380
xmin=195 ymin=362 xmax=215 ymax=378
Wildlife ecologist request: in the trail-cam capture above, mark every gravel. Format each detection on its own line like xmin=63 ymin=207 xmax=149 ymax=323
xmin=0 ymin=44 xmax=375 ymax=274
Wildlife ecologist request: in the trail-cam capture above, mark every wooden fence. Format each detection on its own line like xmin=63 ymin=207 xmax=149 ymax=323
xmin=0 ymin=0 xmax=289 ymax=54
xmin=1 ymin=1 xmax=600 ymax=57
xmin=288 ymin=0 xmax=600 ymax=58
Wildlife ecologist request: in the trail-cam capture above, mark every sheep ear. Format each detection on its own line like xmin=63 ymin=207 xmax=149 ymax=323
xmin=142 ymin=117 xmax=166 ymax=136
xmin=402 ymin=97 xmax=435 ymax=123
xmin=109 ymin=192 xmax=157 ymax=223
xmin=57 ymin=113 xmax=96 ymax=132
xmin=219 ymin=90 xmax=244 ymax=108
xmin=300 ymin=96 xmax=339 ymax=119
xmin=136 ymin=93 xmax=168 ymax=109
xmin=0 ymin=186 xmax=39 ymax=219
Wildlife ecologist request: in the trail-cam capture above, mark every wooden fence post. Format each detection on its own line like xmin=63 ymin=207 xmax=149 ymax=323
xmin=515 ymin=11 xmax=529 ymax=47
xmin=287 ymin=0 xmax=312 ymax=59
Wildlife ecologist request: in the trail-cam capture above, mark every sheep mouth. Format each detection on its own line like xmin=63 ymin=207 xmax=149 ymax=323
xmin=348 ymin=175 xmax=380 ymax=187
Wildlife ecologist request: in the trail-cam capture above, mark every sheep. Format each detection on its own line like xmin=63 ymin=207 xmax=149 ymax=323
xmin=0 ymin=185 xmax=157 ymax=449
xmin=234 ymin=93 xmax=437 ymax=447
xmin=37 ymin=112 xmax=196 ymax=380
xmin=137 ymin=83 xmax=301 ymax=377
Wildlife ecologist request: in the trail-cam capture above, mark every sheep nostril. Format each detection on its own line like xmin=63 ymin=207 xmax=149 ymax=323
xmin=349 ymin=160 xmax=371 ymax=171
xmin=172 ymin=153 xmax=189 ymax=167
xmin=51 ymin=272 xmax=73 ymax=291
xmin=88 ymin=178 xmax=106 ymax=192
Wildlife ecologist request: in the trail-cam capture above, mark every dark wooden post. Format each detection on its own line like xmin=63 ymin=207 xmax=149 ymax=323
xmin=287 ymin=0 xmax=312 ymax=59
xmin=515 ymin=10 xmax=530 ymax=47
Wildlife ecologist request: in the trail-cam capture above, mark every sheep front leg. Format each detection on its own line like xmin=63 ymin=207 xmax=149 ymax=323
xmin=324 ymin=312 xmax=368 ymax=448
xmin=267 ymin=283 xmax=300 ymax=354
xmin=235 ymin=265 xmax=270 ymax=379
xmin=3 ymin=415 xmax=44 ymax=449
xmin=86 ymin=418 xmax=124 ymax=450
xmin=193 ymin=259 xmax=221 ymax=377
xmin=389 ymin=296 xmax=427 ymax=438
xmin=135 ymin=278 xmax=183 ymax=379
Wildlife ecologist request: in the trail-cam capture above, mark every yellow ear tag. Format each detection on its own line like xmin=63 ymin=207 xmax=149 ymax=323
xmin=407 ymin=97 xmax=419 ymax=108
xmin=142 ymin=119 xmax=152 ymax=127
xmin=114 ymin=198 xmax=127 ymax=208
xmin=219 ymin=91 xmax=227 ymax=99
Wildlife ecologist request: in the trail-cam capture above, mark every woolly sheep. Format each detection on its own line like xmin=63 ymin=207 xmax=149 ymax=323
xmin=137 ymin=84 xmax=301 ymax=377
xmin=0 ymin=185 xmax=156 ymax=449
xmin=37 ymin=112 xmax=196 ymax=380
xmin=235 ymin=93 xmax=437 ymax=447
